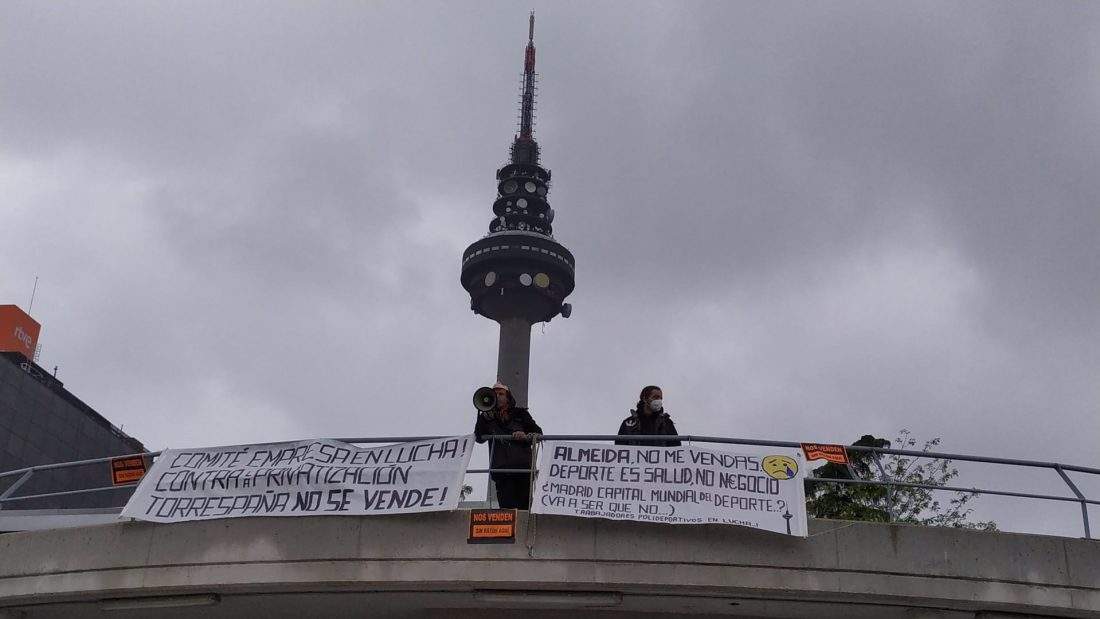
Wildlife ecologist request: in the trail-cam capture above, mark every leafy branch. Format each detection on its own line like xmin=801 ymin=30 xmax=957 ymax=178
xmin=805 ymin=429 xmax=996 ymax=531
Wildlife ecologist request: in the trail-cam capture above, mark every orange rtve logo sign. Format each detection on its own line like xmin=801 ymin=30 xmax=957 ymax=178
xmin=0 ymin=305 xmax=41 ymax=360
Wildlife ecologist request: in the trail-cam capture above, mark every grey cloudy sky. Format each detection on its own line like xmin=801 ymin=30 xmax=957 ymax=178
xmin=2 ymin=1 xmax=1098 ymax=534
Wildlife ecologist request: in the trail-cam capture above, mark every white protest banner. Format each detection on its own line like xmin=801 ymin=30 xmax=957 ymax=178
xmin=531 ymin=441 xmax=807 ymax=536
xmin=121 ymin=435 xmax=473 ymax=523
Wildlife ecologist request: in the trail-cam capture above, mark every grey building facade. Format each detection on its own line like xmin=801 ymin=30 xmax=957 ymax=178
xmin=0 ymin=352 xmax=145 ymax=509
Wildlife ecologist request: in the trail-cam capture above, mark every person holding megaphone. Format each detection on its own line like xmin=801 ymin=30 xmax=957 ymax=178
xmin=473 ymin=381 xmax=543 ymax=509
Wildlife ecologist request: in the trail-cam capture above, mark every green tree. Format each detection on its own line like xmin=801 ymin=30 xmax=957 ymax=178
xmin=805 ymin=429 xmax=996 ymax=531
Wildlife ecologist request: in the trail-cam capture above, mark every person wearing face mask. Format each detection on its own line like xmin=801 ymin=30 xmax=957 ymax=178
xmin=474 ymin=381 xmax=543 ymax=509
xmin=615 ymin=385 xmax=681 ymax=447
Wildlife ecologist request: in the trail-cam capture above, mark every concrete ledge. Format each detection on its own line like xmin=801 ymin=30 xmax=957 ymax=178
xmin=0 ymin=512 xmax=1096 ymax=618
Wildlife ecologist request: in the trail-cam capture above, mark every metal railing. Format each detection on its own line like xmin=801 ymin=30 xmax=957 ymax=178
xmin=1 ymin=434 xmax=1096 ymax=539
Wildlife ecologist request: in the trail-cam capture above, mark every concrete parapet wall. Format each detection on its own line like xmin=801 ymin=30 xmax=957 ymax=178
xmin=0 ymin=512 xmax=1096 ymax=618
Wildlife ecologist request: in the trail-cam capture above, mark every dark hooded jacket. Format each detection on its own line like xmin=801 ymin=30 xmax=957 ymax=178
xmin=474 ymin=398 xmax=543 ymax=480
xmin=615 ymin=410 xmax=680 ymax=447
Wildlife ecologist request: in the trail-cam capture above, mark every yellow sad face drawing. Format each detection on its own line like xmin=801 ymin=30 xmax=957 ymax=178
xmin=762 ymin=455 xmax=798 ymax=480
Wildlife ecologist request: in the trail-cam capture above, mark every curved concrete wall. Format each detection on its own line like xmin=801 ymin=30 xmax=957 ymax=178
xmin=0 ymin=512 xmax=1096 ymax=618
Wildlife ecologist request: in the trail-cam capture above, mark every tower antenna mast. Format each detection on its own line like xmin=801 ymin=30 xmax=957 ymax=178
xmin=518 ymin=11 xmax=537 ymax=142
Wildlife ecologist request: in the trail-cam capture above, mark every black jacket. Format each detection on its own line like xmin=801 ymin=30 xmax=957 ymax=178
xmin=615 ymin=411 xmax=681 ymax=447
xmin=474 ymin=407 xmax=543 ymax=479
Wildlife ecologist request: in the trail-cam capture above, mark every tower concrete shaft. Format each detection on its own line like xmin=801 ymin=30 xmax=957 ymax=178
xmin=496 ymin=317 xmax=532 ymax=406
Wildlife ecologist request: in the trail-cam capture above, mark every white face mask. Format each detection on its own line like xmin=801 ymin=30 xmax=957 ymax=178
xmin=648 ymin=398 xmax=663 ymax=412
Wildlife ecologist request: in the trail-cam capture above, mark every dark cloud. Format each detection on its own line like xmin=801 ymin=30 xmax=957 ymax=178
xmin=2 ymin=1 xmax=1097 ymax=534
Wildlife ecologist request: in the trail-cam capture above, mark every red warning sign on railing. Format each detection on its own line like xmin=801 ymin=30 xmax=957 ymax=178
xmin=468 ymin=509 xmax=516 ymax=544
xmin=801 ymin=443 xmax=849 ymax=465
xmin=110 ymin=456 xmax=148 ymax=485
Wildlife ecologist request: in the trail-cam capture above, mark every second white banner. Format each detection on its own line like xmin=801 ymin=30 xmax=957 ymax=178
xmin=530 ymin=440 xmax=807 ymax=536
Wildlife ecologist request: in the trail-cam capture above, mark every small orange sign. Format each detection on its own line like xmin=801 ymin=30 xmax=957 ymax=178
xmin=111 ymin=456 xmax=148 ymax=485
xmin=468 ymin=509 xmax=516 ymax=544
xmin=0 ymin=305 xmax=41 ymax=361
xmin=801 ymin=443 xmax=849 ymax=464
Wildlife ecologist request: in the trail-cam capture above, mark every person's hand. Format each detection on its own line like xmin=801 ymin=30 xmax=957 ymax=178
xmin=512 ymin=431 xmax=527 ymax=441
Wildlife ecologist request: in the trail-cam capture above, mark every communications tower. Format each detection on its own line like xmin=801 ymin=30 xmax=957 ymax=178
xmin=460 ymin=14 xmax=576 ymax=407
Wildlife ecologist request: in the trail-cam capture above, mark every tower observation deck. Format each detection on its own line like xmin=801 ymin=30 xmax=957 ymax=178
xmin=460 ymin=13 xmax=575 ymax=406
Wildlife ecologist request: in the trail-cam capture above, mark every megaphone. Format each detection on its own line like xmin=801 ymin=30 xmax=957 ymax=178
xmin=473 ymin=386 xmax=497 ymax=412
